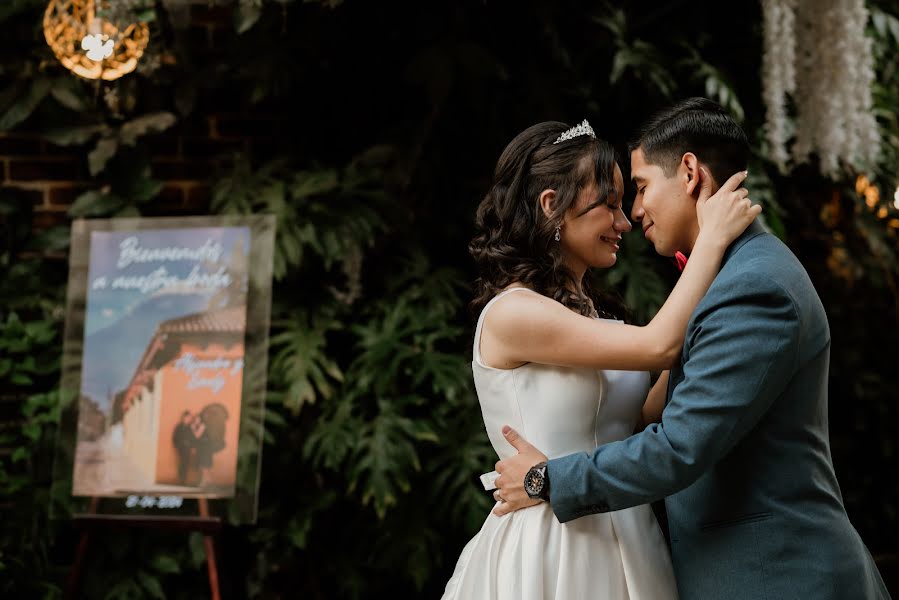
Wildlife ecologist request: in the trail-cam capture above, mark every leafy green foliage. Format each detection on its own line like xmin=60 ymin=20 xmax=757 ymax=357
xmin=0 ymin=280 xmax=65 ymax=597
xmin=596 ymin=234 xmax=670 ymax=325
xmin=678 ymin=46 xmax=745 ymax=123
xmin=598 ymin=8 xmax=675 ymax=99
xmin=0 ymin=76 xmax=52 ymax=130
xmin=0 ymin=1 xmax=897 ymax=599
xmin=45 ymin=111 xmax=177 ymax=176
xmin=212 ymin=148 xmax=391 ymax=279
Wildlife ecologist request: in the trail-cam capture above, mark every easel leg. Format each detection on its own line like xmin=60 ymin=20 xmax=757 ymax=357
xmin=65 ymin=531 xmax=91 ymax=600
xmin=203 ymin=534 xmax=222 ymax=600
xmin=66 ymin=498 xmax=100 ymax=600
xmin=198 ymin=498 xmax=221 ymax=600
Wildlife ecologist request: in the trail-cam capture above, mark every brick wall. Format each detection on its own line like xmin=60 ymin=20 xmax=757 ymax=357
xmin=0 ymin=117 xmax=257 ymax=228
xmin=3 ymin=122 xmax=293 ymax=233
xmin=0 ymin=3 xmax=288 ymax=230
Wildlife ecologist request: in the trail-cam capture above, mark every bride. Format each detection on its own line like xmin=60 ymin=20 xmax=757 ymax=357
xmin=441 ymin=119 xmax=758 ymax=599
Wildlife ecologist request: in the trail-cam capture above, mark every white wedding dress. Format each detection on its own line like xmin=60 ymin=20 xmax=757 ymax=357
xmin=442 ymin=288 xmax=678 ymax=599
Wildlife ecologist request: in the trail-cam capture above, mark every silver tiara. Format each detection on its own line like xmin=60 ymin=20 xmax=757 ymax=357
xmin=553 ymin=119 xmax=596 ymax=144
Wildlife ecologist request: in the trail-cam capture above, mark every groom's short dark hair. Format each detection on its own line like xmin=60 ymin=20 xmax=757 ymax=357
xmin=629 ymin=97 xmax=750 ymax=186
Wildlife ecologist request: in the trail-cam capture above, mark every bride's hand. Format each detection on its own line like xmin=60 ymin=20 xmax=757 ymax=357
xmin=695 ymin=168 xmax=761 ymax=248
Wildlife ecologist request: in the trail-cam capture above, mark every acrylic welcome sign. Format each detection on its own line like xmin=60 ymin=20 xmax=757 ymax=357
xmin=52 ymin=215 xmax=275 ymax=524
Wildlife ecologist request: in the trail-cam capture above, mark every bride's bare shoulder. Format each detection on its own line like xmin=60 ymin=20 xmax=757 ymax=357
xmin=483 ymin=287 xmax=574 ymax=337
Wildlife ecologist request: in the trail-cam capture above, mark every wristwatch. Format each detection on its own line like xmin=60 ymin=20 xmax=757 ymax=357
xmin=524 ymin=461 xmax=550 ymax=501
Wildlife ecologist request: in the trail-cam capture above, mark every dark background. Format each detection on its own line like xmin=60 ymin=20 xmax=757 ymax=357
xmin=1 ymin=1 xmax=897 ymax=598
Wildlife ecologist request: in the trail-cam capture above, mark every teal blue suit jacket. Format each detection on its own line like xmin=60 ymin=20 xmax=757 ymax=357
xmin=548 ymin=222 xmax=890 ymax=599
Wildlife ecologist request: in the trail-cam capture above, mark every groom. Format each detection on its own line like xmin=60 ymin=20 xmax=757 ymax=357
xmin=491 ymin=98 xmax=890 ymax=599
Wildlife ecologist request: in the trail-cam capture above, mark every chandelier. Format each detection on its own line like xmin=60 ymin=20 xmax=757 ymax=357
xmin=43 ymin=0 xmax=150 ymax=81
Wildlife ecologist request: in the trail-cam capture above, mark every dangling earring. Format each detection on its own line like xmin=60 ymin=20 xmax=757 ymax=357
xmin=554 ymin=225 xmax=561 ymax=242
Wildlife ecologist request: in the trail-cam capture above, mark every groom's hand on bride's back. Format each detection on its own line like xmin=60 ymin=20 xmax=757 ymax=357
xmin=492 ymin=426 xmax=548 ymax=516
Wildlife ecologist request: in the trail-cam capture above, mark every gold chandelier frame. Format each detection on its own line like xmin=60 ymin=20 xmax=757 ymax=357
xmin=43 ymin=0 xmax=150 ymax=81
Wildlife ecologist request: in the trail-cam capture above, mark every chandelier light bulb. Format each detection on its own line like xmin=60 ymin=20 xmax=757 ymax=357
xmin=81 ymin=33 xmax=114 ymax=61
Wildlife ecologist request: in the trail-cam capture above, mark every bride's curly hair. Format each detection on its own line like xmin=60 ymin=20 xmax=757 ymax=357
xmin=470 ymin=121 xmax=629 ymax=320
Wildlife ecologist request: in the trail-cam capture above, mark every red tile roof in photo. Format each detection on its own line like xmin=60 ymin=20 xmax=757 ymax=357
xmin=157 ymin=306 xmax=246 ymax=335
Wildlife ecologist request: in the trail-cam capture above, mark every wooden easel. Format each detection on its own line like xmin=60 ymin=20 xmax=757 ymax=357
xmin=65 ymin=497 xmax=222 ymax=600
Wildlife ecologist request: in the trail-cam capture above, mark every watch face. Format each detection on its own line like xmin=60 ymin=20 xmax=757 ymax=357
xmin=524 ymin=468 xmax=543 ymax=496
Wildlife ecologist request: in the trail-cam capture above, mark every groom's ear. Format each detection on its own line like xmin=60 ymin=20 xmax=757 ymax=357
xmin=538 ymin=189 xmax=557 ymax=218
xmin=681 ymin=153 xmax=702 ymax=198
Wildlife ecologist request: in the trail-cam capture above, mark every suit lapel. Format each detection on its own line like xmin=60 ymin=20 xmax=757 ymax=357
xmin=664 ymin=221 xmax=768 ymax=408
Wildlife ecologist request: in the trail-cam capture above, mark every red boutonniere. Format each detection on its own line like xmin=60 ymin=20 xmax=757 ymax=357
xmin=675 ymin=251 xmax=688 ymax=272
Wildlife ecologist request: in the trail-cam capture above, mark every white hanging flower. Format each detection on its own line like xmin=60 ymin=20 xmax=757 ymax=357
xmin=811 ymin=0 xmax=846 ymax=179
xmin=845 ymin=0 xmax=881 ymax=168
xmin=791 ymin=0 xmax=817 ymax=166
xmin=761 ymin=0 xmax=796 ymax=171
xmin=762 ymin=0 xmax=880 ymax=179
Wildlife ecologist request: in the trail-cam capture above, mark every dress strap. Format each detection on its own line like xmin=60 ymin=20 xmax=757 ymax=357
xmin=473 ymin=287 xmax=536 ymax=368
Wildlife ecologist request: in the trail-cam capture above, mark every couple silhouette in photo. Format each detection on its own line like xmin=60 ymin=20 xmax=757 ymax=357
xmin=172 ymin=404 xmax=228 ymax=488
